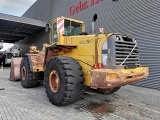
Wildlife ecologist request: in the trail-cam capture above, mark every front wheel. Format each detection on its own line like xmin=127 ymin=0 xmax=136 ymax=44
xmin=45 ymin=56 xmax=84 ymax=106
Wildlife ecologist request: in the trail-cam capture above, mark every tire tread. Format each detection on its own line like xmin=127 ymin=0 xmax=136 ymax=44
xmin=45 ymin=56 xmax=84 ymax=106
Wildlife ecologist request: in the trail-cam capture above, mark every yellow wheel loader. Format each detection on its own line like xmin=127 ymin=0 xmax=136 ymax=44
xmin=10 ymin=14 xmax=148 ymax=106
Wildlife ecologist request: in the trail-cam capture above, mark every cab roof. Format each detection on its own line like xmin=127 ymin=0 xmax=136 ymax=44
xmin=50 ymin=16 xmax=84 ymax=24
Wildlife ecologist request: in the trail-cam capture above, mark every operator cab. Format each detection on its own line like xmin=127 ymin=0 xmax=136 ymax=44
xmin=49 ymin=16 xmax=85 ymax=43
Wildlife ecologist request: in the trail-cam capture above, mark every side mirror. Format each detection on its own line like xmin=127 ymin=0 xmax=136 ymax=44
xmin=45 ymin=23 xmax=50 ymax=32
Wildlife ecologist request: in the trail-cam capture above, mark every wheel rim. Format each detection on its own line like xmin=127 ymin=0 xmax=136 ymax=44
xmin=21 ymin=67 xmax=26 ymax=80
xmin=49 ymin=70 xmax=60 ymax=93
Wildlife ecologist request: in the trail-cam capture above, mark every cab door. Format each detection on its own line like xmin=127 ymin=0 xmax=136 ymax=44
xmin=51 ymin=17 xmax=65 ymax=43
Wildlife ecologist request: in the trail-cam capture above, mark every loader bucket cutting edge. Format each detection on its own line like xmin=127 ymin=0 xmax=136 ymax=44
xmin=9 ymin=58 xmax=22 ymax=81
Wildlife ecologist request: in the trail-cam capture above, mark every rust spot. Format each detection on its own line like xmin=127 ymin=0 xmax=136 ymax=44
xmin=90 ymin=67 xmax=149 ymax=89
xmin=30 ymin=54 xmax=44 ymax=72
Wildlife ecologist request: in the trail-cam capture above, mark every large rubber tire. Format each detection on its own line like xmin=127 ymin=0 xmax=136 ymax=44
xmin=20 ymin=57 xmax=40 ymax=88
xmin=45 ymin=56 xmax=84 ymax=106
xmin=97 ymin=87 xmax=121 ymax=95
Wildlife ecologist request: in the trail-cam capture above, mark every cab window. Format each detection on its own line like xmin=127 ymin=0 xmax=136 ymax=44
xmin=53 ymin=22 xmax=58 ymax=42
xmin=64 ymin=20 xmax=82 ymax=36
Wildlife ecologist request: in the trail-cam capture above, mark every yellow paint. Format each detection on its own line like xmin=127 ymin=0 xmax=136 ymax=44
xmin=106 ymin=73 xmax=119 ymax=80
xmin=106 ymin=67 xmax=149 ymax=80
xmin=59 ymin=34 xmax=113 ymax=86
xmin=120 ymin=67 xmax=148 ymax=74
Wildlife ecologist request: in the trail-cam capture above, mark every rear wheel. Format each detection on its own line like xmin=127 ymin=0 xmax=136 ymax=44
xmin=20 ymin=56 xmax=40 ymax=88
xmin=97 ymin=87 xmax=121 ymax=95
xmin=45 ymin=56 xmax=84 ymax=106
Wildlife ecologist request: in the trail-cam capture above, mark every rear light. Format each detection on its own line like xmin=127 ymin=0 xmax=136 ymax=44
xmin=94 ymin=63 xmax=102 ymax=69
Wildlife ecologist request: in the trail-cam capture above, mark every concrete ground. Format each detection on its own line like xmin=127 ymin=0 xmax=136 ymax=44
xmin=0 ymin=66 xmax=160 ymax=120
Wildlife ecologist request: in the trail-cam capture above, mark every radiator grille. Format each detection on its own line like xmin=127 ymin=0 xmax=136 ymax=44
xmin=114 ymin=36 xmax=140 ymax=68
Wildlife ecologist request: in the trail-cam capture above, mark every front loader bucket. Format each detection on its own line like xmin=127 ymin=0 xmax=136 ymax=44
xmin=9 ymin=57 xmax=22 ymax=81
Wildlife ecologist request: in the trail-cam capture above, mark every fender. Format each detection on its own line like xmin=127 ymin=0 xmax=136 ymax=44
xmin=25 ymin=53 xmax=44 ymax=72
xmin=25 ymin=53 xmax=44 ymax=80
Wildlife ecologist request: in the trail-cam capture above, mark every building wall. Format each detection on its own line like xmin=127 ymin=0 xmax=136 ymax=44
xmin=22 ymin=0 xmax=52 ymax=22
xmin=16 ymin=30 xmax=49 ymax=56
xmin=18 ymin=0 xmax=52 ymax=55
xmin=21 ymin=0 xmax=160 ymax=89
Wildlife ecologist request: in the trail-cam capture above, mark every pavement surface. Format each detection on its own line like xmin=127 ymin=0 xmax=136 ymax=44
xmin=0 ymin=66 xmax=160 ymax=120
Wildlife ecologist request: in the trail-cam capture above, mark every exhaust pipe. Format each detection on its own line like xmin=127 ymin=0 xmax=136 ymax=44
xmin=91 ymin=14 xmax=97 ymax=34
